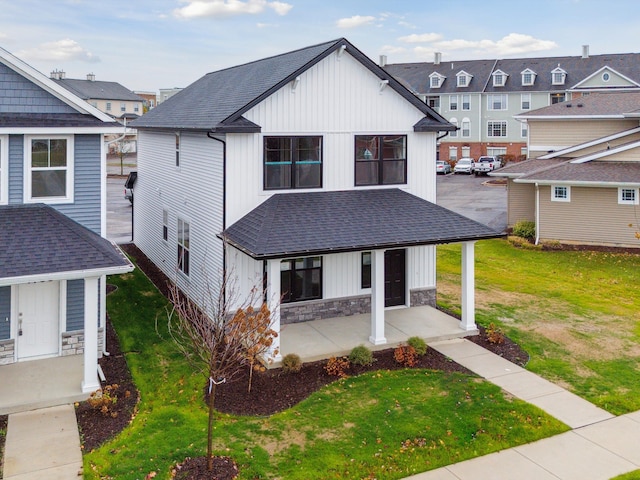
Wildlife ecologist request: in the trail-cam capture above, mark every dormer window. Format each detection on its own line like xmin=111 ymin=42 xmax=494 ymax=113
xmin=429 ymin=72 xmax=445 ymax=89
xmin=456 ymin=70 xmax=472 ymax=88
xmin=492 ymin=69 xmax=508 ymax=87
xmin=551 ymin=66 xmax=567 ymax=85
xmin=521 ymin=68 xmax=536 ymax=86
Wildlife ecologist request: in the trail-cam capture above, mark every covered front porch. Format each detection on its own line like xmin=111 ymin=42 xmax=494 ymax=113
xmin=278 ymin=304 xmax=476 ymax=366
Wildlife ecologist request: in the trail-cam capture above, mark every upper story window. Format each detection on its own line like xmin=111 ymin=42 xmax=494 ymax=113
xmin=264 ymin=136 xmax=322 ymax=190
xmin=456 ymin=71 xmax=472 ymax=87
xmin=162 ymin=209 xmax=169 ymax=242
xmin=120 ymin=103 xmax=126 ymax=112
xmin=429 ymin=72 xmax=445 ymax=89
xmin=449 ymin=95 xmax=458 ymax=111
xmin=521 ymin=122 xmax=528 ymax=138
xmin=281 ymin=257 xmax=322 ymax=303
xmin=449 ymin=118 xmax=458 ymax=137
xmin=619 ymin=188 xmax=639 ymax=205
xmin=551 ymin=67 xmax=567 ymax=85
xmin=177 ymin=218 xmax=190 ymax=276
xmin=426 ymin=95 xmax=440 ymax=110
xmin=461 ymin=94 xmax=470 ymax=110
xmin=487 ymin=121 xmax=507 ymax=137
xmin=492 ymin=69 xmax=508 ymax=87
xmin=602 ymin=72 xmax=611 ymax=82
xmin=521 ymin=93 xmax=531 ymax=110
xmin=552 ymin=185 xmax=570 ymax=202
xmin=0 ymin=136 xmax=7 ymax=205
xmin=550 ymin=92 xmax=566 ymax=104
xmin=355 ymin=135 xmax=407 ymax=186
xmin=24 ymin=136 xmax=74 ymax=203
xmin=461 ymin=119 xmax=470 ymax=137
xmin=106 ymin=102 xmax=112 ymax=111
xmin=175 ymin=132 xmax=180 ymax=167
xmin=488 ymin=94 xmax=508 ymax=110
xmin=521 ymin=68 xmax=536 ymax=86
xmin=134 ymin=104 xmax=140 ymax=112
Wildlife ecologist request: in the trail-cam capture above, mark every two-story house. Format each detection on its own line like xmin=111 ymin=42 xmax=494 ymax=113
xmin=0 ymin=47 xmax=133 ymax=411
xmin=384 ymin=46 xmax=640 ymax=163
xmin=130 ymin=38 xmax=501 ymax=362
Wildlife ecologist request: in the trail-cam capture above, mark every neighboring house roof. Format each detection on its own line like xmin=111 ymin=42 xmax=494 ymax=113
xmin=0 ymin=112 xmax=117 ymax=128
xmin=385 ymin=52 xmax=640 ymax=95
xmin=131 ymin=38 xmax=453 ymax=133
xmin=221 ymin=189 xmax=502 ymax=260
xmin=0 ymin=204 xmax=133 ymax=284
xmin=52 ymin=77 xmax=143 ymax=102
xmin=516 ymin=92 xmax=640 ymax=119
xmin=490 ymin=158 xmax=568 ymax=177
xmin=515 ymin=161 xmax=640 ymax=186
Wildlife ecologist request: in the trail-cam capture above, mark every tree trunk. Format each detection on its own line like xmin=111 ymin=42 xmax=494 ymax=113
xmin=248 ymin=361 xmax=254 ymax=393
xmin=207 ymin=380 xmax=216 ymax=471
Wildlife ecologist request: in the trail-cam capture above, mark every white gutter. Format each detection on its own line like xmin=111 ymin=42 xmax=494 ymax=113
xmin=515 ymin=179 xmax=640 ymax=188
xmin=535 ymin=183 xmax=540 ymax=245
xmin=0 ymin=263 xmax=134 ymax=287
xmin=0 ymin=126 xmax=124 ymax=135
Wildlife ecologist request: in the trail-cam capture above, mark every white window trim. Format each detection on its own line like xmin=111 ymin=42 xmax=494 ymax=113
xmin=461 ymin=118 xmax=470 ymax=137
xmin=487 ymin=121 xmax=507 ymax=138
xmin=162 ymin=208 xmax=169 ymax=243
xmin=488 ymin=94 xmax=507 ymax=111
xmin=449 ymin=94 xmax=458 ymax=110
xmin=551 ymin=67 xmax=567 ymax=86
xmin=618 ymin=187 xmax=639 ymax=205
xmin=492 ymin=70 xmax=508 ymax=87
xmin=0 ymin=135 xmax=7 ymax=205
xmin=461 ymin=94 xmax=470 ymax=110
xmin=521 ymin=93 xmax=531 ymax=110
xmin=177 ymin=216 xmax=190 ymax=277
xmin=551 ymin=185 xmax=571 ymax=202
xmin=450 ymin=118 xmax=458 ymax=137
xmin=429 ymin=72 xmax=445 ymax=89
xmin=23 ymin=134 xmax=74 ymax=204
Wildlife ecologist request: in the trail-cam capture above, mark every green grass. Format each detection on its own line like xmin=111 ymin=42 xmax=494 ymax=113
xmin=84 ymin=260 xmax=567 ymax=479
xmin=437 ymin=240 xmax=640 ymax=415
xmin=612 ymin=471 xmax=640 ymax=480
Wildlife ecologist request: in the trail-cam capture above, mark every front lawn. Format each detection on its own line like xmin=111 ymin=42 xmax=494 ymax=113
xmin=437 ymin=240 xmax=640 ymax=415
xmin=83 ymin=258 xmax=566 ymax=479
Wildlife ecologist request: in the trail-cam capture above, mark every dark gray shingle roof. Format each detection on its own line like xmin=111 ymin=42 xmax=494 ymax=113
xmin=491 ymin=158 xmax=568 ymax=177
xmin=0 ymin=204 xmax=132 ymax=280
xmin=517 ymin=161 xmax=640 ymax=184
xmin=53 ymin=78 xmax=143 ymax=102
xmin=131 ymin=38 xmax=453 ymax=132
xmin=221 ymin=189 xmax=502 ymax=259
xmin=0 ymin=112 xmax=120 ymax=128
xmin=517 ymin=92 xmax=640 ymax=118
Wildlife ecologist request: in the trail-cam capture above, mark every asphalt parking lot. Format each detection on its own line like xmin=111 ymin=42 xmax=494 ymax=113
xmin=106 ymin=171 xmax=507 ymax=244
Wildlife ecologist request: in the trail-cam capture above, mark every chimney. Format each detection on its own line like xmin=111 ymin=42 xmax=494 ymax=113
xmin=59 ymin=70 xmax=66 ymax=79
xmin=434 ymin=52 xmax=441 ymax=65
xmin=582 ymin=45 xmax=589 ymax=59
xmin=379 ymin=55 xmax=387 ymax=67
xmin=87 ymin=73 xmax=96 ymax=81
xmin=50 ymin=69 xmax=63 ymax=80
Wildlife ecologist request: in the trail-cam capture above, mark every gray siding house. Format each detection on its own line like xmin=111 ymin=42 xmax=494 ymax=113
xmin=0 ymin=46 xmax=133 ymax=410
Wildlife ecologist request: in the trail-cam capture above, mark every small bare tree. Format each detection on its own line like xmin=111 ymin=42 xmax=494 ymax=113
xmin=114 ymin=138 xmax=132 ymax=176
xmin=166 ymin=272 xmax=278 ymax=471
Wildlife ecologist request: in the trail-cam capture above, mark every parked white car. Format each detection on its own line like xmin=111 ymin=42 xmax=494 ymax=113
xmin=453 ymin=158 xmax=474 ymax=174
xmin=473 ymin=156 xmax=502 ymax=176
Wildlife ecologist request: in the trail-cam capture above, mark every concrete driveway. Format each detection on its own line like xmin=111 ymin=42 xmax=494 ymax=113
xmin=107 ymin=175 xmax=133 ymax=244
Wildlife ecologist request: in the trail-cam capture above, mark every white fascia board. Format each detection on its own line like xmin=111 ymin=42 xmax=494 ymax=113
xmin=538 ymin=126 xmax=640 ymax=159
xmin=570 ymin=141 xmax=640 ymax=163
xmin=0 ymin=264 xmax=134 ymax=287
xmin=514 ymin=178 xmax=640 ymax=187
xmin=0 ymin=126 xmax=124 ymax=135
xmin=0 ymin=47 xmax=115 ymax=123
xmin=516 ymin=114 xmax=624 ymax=120
xmin=570 ymin=66 xmax=640 ymax=90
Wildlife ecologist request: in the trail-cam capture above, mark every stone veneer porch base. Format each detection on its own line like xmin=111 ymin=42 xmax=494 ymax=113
xmin=280 ymin=288 xmax=436 ymax=324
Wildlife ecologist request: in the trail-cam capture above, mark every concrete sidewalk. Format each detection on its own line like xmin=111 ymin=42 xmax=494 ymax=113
xmin=3 ymin=404 xmax=82 ymax=479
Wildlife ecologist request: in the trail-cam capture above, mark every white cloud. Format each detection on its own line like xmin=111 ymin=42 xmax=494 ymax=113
xmin=433 ymin=33 xmax=557 ymax=55
xmin=336 ymin=15 xmax=376 ymax=29
xmin=18 ymin=39 xmax=99 ymax=63
xmin=398 ymin=33 xmax=442 ymax=43
xmin=173 ymin=0 xmax=292 ymax=19
xmin=380 ymin=44 xmax=406 ymax=56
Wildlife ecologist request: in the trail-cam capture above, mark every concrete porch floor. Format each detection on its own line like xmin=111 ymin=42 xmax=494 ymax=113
xmin=0 ymin=355 xmax=90 ymax=415
xmin=277 ymin=305 xmax=476 ymax=366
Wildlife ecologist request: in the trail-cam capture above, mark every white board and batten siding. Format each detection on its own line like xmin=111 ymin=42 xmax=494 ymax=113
xmin=135 ymin=130 xmax=225 ymax=305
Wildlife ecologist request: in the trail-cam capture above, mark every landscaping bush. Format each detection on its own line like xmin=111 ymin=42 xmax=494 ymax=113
xmin=349 ymin=345 xmax=375 ymax=366
xmin=394 ymin=345 xmax=418 ymax=367
xmin=407 ymin=336 xmax=427 ymax=356
xmin=512 ymin=220 xmax=536 ymax=241
xmin=324 ymin=356 xmax=350 ymax=378
xmin=281 ymin=353 xmax=302 ymax=374
xmin=87 ymin=384 xmax=125 ymax=418
xmin=485 ymin=323 xmax=505 ymax=345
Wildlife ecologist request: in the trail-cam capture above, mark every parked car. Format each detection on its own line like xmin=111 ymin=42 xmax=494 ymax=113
xmin=453 ymin=158 xmax=474 ymax=174
xmin=473 ymin=156 xmax=502 ymax=176
xmin=124 ymin=171 xmax=137 ymax=204
xmin=436 ymin=160 xmax=452 ymax=174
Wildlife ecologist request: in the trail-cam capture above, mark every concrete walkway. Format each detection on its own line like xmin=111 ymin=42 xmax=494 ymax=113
xmin=2 ymin=404 xmax=82 ymax=479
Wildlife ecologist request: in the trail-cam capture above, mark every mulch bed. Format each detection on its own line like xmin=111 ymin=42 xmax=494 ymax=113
xmin=76 ymin=242 xmax=528 ymax=479
xmin=0 ymin=414 xmax=7 ymax=477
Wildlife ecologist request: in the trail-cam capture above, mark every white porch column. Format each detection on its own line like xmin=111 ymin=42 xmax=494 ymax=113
xmin=369 ymin=249 xmax=387 ymax=345
xmin=266 ymin=259 xmax=282 ymax=362
xmin=460 ymin=241 xmax=477 ymax=331
xmin=82 ymin=276 xmax=101 ymax=393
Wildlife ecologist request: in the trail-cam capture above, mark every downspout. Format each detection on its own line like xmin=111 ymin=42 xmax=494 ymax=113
xmin=206 ymin=132 xmax=227 ymax=276
xmin=535 ymin=182 xmax=540 ymax=245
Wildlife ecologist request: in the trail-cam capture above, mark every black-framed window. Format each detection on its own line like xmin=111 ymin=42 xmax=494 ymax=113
xmin=162 ymin=209 xmax=168 ymax=241
xmin=177 ymin=218 xmax=190 ymax=276
xmin=264 ymin=136 xmax=322 ymax=190
xmin=355 ymin=135 xmax=407 ymax=186
xmin=175 ymin=132 xmax=180 ymax=167
xmin=281 ymin=257 xmax=321 ymax=303
xmin=361 ymin=252 xmax=371 ymax=289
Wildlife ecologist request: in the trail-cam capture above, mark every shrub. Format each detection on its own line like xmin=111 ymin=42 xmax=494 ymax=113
xmin=407 ymin=336 xmax=427 ymax=356
xmin=87 ymin=384 xmax=119 ymax=418
xmin=512 ymin=220 xmax=536 ymax=241
xmin=485 ymin=323 xmax=505 ymax=345
xmin=394 ymin=345 xmax=418 ymax=367
xmin=508 ymin=235 xmax=542 ymax=250
xmin=281 ymin=353 xmax=302 ymax=374
xmin=349 ymin=345 xmax=375 ymax=366
xmin=324 ymin=356 xmax=350 ymax=378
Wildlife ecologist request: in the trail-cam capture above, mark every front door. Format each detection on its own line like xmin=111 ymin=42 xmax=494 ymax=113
xmin=17 ymin=282 xmax=59 ymax=360
xmin=384 ymin=249 xmax=406 ymax=307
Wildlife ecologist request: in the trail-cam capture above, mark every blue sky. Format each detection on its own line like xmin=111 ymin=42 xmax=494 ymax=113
xmin=1 ymin=0 xmax=639 ymax=93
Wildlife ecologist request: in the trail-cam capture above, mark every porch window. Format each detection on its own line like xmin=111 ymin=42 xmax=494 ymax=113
xmin=361 ymin=252 xmax=371 ymax=289
xmin=281 ymin=257 xmax=321 ymax=303
xmin=264 ymin=136 xmax=322 ymax=190
xmin=177 ymin=218 xmax=190 ymax=275
xmin=25 ymin=136 xmax=74 ymax=203
xmin=355 ymin=135 xmax=407 ymax=186
xmin=552 ymin=185 xmax=570 ymax=202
